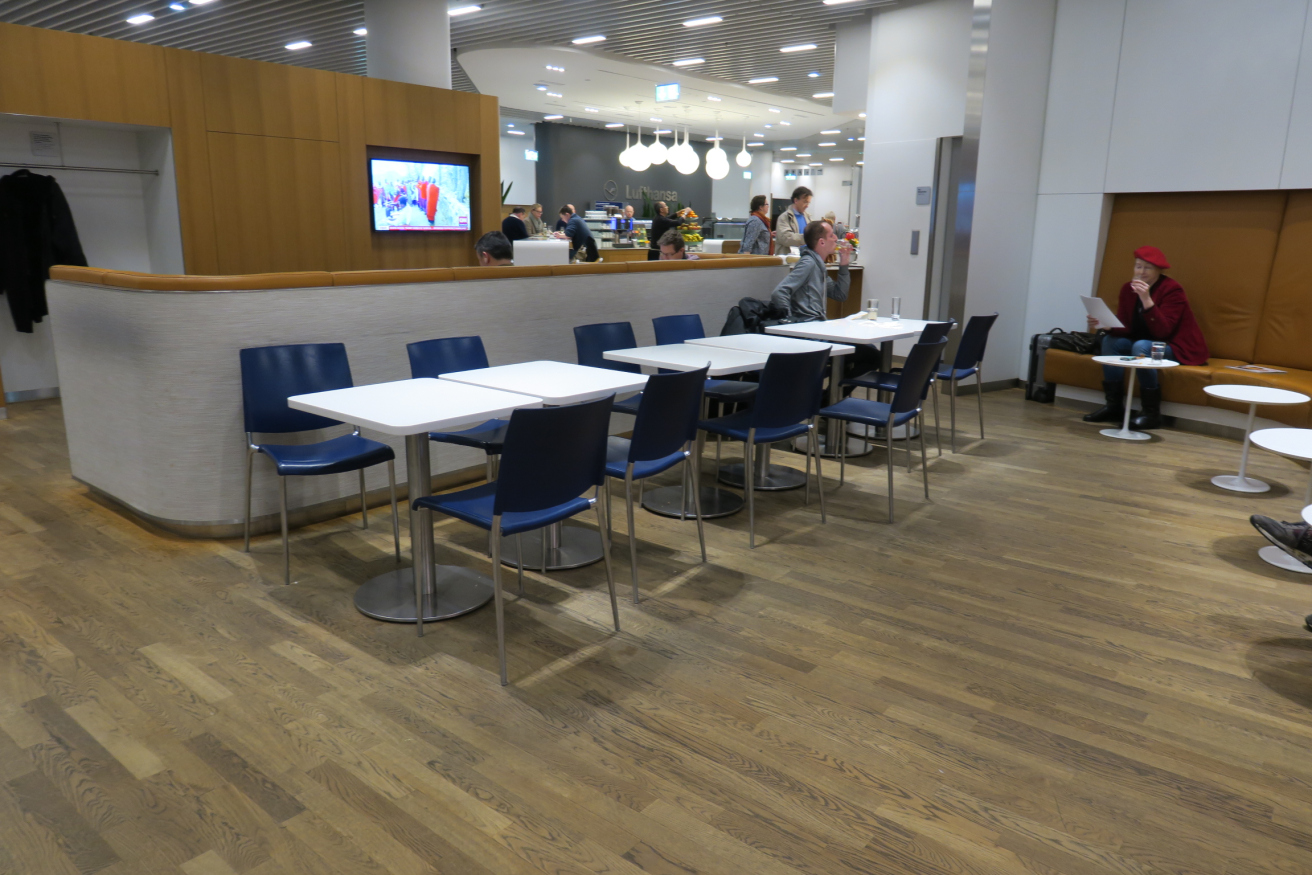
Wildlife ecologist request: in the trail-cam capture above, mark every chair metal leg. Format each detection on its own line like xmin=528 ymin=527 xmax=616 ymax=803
xmin=490 ymin=516 xmax=508 ymax=686
xmin=516 ymin=533 xmax=525 ymax=595
xmin=485 ymin=455 xmax=494 ymax=483
xmin=813 ymin=417 xmax=827 ymax=523
xmin=804 ymin=426 xmax=813 ymax=506
xmin=279 ymin=476 xmax=290 ymax=585
xmin=680 ymin=460 xmax=690 ymax=521
xmin=387 ymin=460 xmax=400 ymax=561
xmin=886 ymin=428 xmax=895 ymax=523
xmin=949 ymin=377 xmax=958 ymax=453
xmin=932 ymin=379 xmax=943 ymax=457
xmin=687 ymin=450 xmax=707 ymax=563
xmin=593 ymin=492 xmax=620 ymax=632
xmin=907 ymin=420 xmax=914 ymax=473
xmin=605 ymin=478 xmax=614 ymax=543
xmin=625 ymin=468 xmax=639 ymax=603
xmin=976 ymin=364 xmax=985 ymax=440
xmin=746 ymin=432 xmax=756 ymax=549
xmin=243 ymin=446 xmax=255 ymax=552
xmin=359 ymin=469 xmax=368 ymax=529
xmin=919 ymin=411 xmax=930 ymax=499
xmin=540 ymin=526 xmax=548 ymax=574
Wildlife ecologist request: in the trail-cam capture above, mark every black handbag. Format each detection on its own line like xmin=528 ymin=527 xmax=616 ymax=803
xmin=1046 ymin=328 xmax=1102 ymax=355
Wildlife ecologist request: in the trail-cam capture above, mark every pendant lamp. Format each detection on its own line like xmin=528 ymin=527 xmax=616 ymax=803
xmin=647 ymin=128 xmax=668 ymax=165
xmin=619 ymin=127 xmax=632 ymax=169
xmin=674 ymin=127 xmax=699 ymax=175
xmin=628 ymin=126 xmax=651 ymax=172
xmin=705 ymin=129 xmax=729 ymax=180
xmin=735 ymin=133 xmax=752 ymax=168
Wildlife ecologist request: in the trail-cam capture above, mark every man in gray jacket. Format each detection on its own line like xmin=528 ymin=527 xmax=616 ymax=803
xmin=770 ymin=220 xmax=851 ymax=322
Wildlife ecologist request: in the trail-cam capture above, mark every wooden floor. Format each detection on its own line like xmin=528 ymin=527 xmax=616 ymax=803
xmin=3 ymin=391 xmax=1312 ymax=875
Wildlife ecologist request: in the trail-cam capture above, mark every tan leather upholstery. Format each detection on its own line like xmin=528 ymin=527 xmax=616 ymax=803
xmin=332 ymin=268 xmax=454 ymax=286
xmin=1042 ymin=350 xmax=1102 ymax=391
xmin=103 ymin=271 xmax=334 ymax=290
xmin=1253 ymin=190 xmax=1312 ymax=371
xmin=550 ymin=263 xmax=629 ymax=276
xmin=48 ymin=266 xmax=106 ymax=284
xmin=449 ymin=265 xmax=553 ymax=281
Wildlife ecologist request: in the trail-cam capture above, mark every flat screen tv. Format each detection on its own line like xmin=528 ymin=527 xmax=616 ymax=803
xmin=369 ymin=158 xmax=471 ymax=231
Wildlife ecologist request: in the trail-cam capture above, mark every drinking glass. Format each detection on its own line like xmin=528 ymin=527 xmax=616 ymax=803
xmin=867 ymin=298 xmax=878 ymax=320
xmin=1151 ymin=342 xmax=1166 ymax=362
xmin=891 ymin=297 xmax=902 ymax=321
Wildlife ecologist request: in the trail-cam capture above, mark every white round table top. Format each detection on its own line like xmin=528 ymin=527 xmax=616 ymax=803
xmin=1303 ymin=505 xmax=1312 ymax=526
xmin=1251 ymin=427 xmax=1312 ymax=461
xmin=1204 ymin=384 xmax=1310 ymax=405
xmin=1091 ymin=355 xmax=1180 ymax=369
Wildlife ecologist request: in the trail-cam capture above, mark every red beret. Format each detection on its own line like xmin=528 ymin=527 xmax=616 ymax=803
xmin=1134 ymin=245 xmax=1170 ymax=269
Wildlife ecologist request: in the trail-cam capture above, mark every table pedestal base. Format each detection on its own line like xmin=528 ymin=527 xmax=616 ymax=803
xmin=792 ymin=434 xmax=879 ymax=458
xmin=1100 ymin=427 xmax=1151 ymax=441
xmin=1211 ymin=474 xmax=1270 ymax=493
xmin=355 ymin=565 xmax=493 ymax=622
xmin=642 ymin=484 xmax=743 ymax=518
xmin=1259 ymin=545 xmax=1312 ymax=575
xmin=500 ymin=523 xmax=603 ymax=571
xmin=718 ymin=463 xmax=806 ymax=491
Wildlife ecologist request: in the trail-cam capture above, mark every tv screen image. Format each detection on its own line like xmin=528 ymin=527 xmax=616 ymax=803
xmin=370 ymin=159 xmax=471 ymax=231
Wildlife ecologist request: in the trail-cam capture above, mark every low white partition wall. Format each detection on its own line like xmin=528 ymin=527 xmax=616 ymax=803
xmin=46 ymin=259 xmax=789 ymax=537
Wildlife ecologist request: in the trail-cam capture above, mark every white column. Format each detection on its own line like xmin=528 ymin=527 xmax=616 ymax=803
xmin=364 ymin=0 xmax=452 ymax=89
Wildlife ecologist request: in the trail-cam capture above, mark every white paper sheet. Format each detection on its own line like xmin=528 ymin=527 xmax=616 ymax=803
xmin=1081 ymin=295 xmax=1124 ymax=330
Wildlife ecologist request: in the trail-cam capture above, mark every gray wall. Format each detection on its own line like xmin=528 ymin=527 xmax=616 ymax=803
xmin=535 ymin=122 xmax=712 ymax=217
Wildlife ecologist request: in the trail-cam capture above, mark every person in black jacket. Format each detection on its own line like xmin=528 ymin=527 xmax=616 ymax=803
xmin=648 ymin=201 xmax=680 ymax=254
xmin=0 ymin=169 xmax=87 ymax=332
xmin=500 ymin=207 xmax=529 ymax=242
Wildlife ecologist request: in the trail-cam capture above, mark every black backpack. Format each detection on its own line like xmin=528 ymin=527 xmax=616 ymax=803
xmin=721 ymin=297 xmax=788 ymax=335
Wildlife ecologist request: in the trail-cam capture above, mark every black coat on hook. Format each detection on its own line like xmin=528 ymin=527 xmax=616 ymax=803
xmin=0 ymin=169 xmax=87 ymax=333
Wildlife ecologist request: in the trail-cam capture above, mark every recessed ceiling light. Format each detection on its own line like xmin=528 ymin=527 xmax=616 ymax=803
xmin=847 ymin=137 xmax=855 ymax=141
xmin=830 ymin=157 xmax=843 ymax=161
xmin=781 ymin=159 xmax=795 ymax=164
xmin=605 ymin=122 xmax=624 ymax=128
xmin=858 ymin=112 xmax=867 ymax=118
xmin=807 ymin=71 xmax=820 ymax=78
xmin=506 ymin=130 xmax=526 ymax=136
xmin=748 ymin=77 xmax=779 ymax=85
xmin=543 ymin=114 xmax=564 ymax=120
xmin=448 ymin=5 xmax=481 ymax=16
xmin=797 ymin=153 xmax=812 ymax=157
xmin=780 ymin=147 xmax=797 ymax=151
xmin=856 ymin=161 xmax=864 ymax=165
xmin=285 ymin=40 xmax=312 ymax=50
xmin=684 ymin=15 xmax=723 ymax=27
xmin=705 ymin=136 xmax=723 ymax=141
xmin=778 ymin=121 xmax=791 ymax=126
xmin=584 ymin=107 xmax=599 ymax=112
xmin=809 ymin=162 xmax=822 ymax=166
xmin=707 ymin=95 xmax=721 ymax=102
xmin=672 ymin=58 xmax=705 ymax=67
xmin=748 ymin=142 xmax=764 ymax=146
xmin=126 ymin=13 xmax=155 ymax=24
xmin=857 ymin=137 xmax=865 ymax=141
xmin=189 ymin=0 xmax=217 ymax=4
xmin=781 ymin=44 xmax=817 ymax=53
xmin=545 ymin=65 xmax=565 ymax=72
xmin=169 ymin=3 xmax=186 ymax=10
xmin=546 ymin=92 xmax=563 ymax=98
xmin=353 ymin=27 xmax=367 ymax=35
xmin=818 ymin=142 xmax=836 ymax=147
xmin=506 ymin=123 xmax=514 ymax=127
xmin=655 ymin=129 xmax=672 ymax=134
xmin=572 ymin=34 xmax=606 ymax=45
xmin=764 ymin=124 xmax=773 ymax=129
xmin=650 ymin=117 xmax=663 ymax=122
xmin=536 ymin=85 xmax=548 ymax=91
xmin=768 ymin=107 xmax=781 ymax=113
xmin=753 ymin=132 xmax=765 ymax=137
xmin=824 ymin=0 xmax=864 ymax=5
xmin=813 ymin=93 xmax=835 ymax=99
xmin=820 ymin=130 xmax=841 ymax=134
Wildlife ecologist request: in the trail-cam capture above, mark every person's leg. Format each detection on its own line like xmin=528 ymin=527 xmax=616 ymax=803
xmin=1100 ymin=335 xmax=1131 ymax=383
xmin=1129 ymin=341 xmax=1174 ymax=429
xmin=1086 ymin=335 xmax=1131 ymax=423
xmin=1251 ymin=515 xmax=1312 ymax=568
xmin=1131 ymin=340 xmax=1159 ymax=389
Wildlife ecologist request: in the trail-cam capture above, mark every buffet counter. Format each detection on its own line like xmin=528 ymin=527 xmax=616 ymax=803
xmin=46 ymin=257 xmax=788 ymax=537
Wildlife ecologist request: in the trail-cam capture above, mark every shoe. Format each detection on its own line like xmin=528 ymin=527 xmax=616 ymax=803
xmin=1131 ymin=386 xmax=1163 ymax=430
xmin=1250 ymin=515 xmax=1312 ymax=569
xmin=1305 ymin=614 xmax=1312 ymax=633
xmin=1083 ymin=381 xmax=1125 ymax=423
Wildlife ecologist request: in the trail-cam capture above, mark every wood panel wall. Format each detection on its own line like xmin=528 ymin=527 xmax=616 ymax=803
xmin=0 ymin=21 xmax=500 ymax=274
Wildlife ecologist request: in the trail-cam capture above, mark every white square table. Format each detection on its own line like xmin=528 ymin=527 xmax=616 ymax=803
xmin=289 ymin=378 xmax=542 ymax=635
xmin=440 ymin=361 xmax=648 ymax=570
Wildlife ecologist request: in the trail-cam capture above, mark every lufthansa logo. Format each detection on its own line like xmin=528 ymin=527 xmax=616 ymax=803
xmin=602 ymin=179 xmax=618 ymax=199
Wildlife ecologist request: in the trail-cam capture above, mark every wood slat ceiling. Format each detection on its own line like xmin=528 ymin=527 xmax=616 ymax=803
xmin=0 ymin=0 xmax=895 ymax=102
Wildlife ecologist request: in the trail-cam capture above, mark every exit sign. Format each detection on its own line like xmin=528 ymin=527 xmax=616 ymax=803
xmin=655 ymin=83 xmax=680 ymax=102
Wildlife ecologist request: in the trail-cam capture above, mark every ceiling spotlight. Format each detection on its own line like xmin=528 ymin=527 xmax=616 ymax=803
xmin=546 ymin=91 xmax=563 ymax=98
xmin=781 ymin=159 xmax=795 ymax=164
xmin=506 ymin=130 xmax=525 ymax=136
xmin=536 ymin=85 xmax=548 ymax=91
xmin=813 ymin=93 xmax=835 ymax=99
xmin=285 ymin=40 xmax=312 ymax=50
xmin=830 ymin=157 xmax=843 ymax=161
xmin=753 ymin=132 xmax=765 ymax=137
xmin=572 ymin=34 xmax=606 ymax=44
xmin=672 ymin=58 xmax=705 ymax=67
xmin=780 ymin=146 xmax=797 ymax=151
xmin=650 ymin=117 xmax=663 ymax=122
xmin=169 ymin=3 xmax=186 ymax=10
xmin=824 ymin=0 xmax=865 ymax=5
xmin=768 ymin=107 xmax=781 ymax=113
xmin=781 ymin=44 xmax=817 ymax=53
xmin=748 ymin=77 xmax=779 ymax=84
xmin=545 ymin=64 xmax=565 ymax=72
xmin=655 ymin=129 xmax=672 ymax=134
xmin=127 ymin=13 xmax=155 ymax=24
xmin=858 ymin=112 xmax=867 ymax=118
xmin=747 ymin=142 xmax=764 ymax=147
xmin=778 ymin=121 xmax=791 ymax=125
xmin=506 ymin=123 xmax=514 ymax=127
xmin=857 ymin=137 xmax=865 ymax=141
xmin=847 ymin=137 xmax=855 ymax=141
xmin=584 ymin=107 xmax=599 ymax=112
xmin=809 ymin=162 xmax=822 ymax=166
xmin=797 ymin=153 xmax=812 ymax=157
xmin=820 ymin=130 xmax=841 ymax=134
xmin=807 ymin=71 xmax=820 ymax=78
xmin=543 ymin=114 xmax=564 ymax=120
xmin=818 ymin=142 xmax=836 ymax=147
xmin=764 ymin=125 xmax=773 ymax=129
xmin=705 ymin=136 xmax=723 ymax=141
xmin=856 ymin=160 xmax=864 ymax=165
xmin=707 ymin=96 xmax=721 ymax=101
xmin=353 ymin=27 xmax=367 ymax=35
xmin=684 ymin=16 xmax=723 ymax=27
xmin=189 ymin=0 xmax=218 ymax=4
xmin=448 ymin=5 xmax=481 ymax=15
xmin=605 ymin=122 xmax=624 ymax=128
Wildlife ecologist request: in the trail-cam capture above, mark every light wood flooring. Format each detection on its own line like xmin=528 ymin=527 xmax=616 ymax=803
xmin=3 ymin=391 xmax=1312 ymax=875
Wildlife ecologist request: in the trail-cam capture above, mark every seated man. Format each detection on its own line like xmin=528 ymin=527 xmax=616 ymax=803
xmin=1251 ymin=515 xmax=1312 ymax=629
xmin=474 ymin=230 xmax=513 ymax=266
xmin=768 ymin=219 xmax=850 ymax=322
xmin=657 ymin=228 xmax=699 ymax=260
xmin=501 ymin=207 xmax=529 ymax=241
xmin=1083 ymin=245 xmax=1209 ymax=430
xmin=554 ymin=203 xmax=576 ymax=232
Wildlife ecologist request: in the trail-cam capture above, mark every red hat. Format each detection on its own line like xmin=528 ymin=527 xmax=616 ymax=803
xmin=1134 ymin=245 xmax=1170 ymax=269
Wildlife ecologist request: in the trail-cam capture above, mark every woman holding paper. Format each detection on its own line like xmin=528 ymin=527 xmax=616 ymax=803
xmin=1083 ymin=246 xmax=1209 ymax=429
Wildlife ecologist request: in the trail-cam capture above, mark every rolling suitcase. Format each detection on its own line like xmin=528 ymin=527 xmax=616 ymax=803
xmin=1026 ymin=332 xmax=1056 ymax=403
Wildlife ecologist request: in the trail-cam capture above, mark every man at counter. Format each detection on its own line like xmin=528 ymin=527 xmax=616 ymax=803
xmin=657 ymin=229 xmax=699 ymax=261
xmin=474 ymin=231 xmax=514 ymax=266
xmin=769 ymin=220 xmax=850 ymax=322
xmin=501 ymin=207 xmax=529 ymax=241
xmin=560 ymin=206 xmax=598 ymax=262
xmin=774 ymin=186 xmax=813 ymax=255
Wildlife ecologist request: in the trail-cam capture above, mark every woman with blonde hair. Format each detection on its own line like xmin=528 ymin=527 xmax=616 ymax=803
xmin=525 ymin=203 xmax=547 ymax=236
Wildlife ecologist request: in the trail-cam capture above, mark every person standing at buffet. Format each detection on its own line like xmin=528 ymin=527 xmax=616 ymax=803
xmin=774 ymin=186 xmax=813 ymax=254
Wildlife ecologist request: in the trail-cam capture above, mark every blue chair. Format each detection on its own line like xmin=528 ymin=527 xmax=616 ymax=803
xmin=818 ymin=338 xmax=946 ymax=523
xmin=939 ymin=313 xmax=999 ymax=452
xmin=652 ymin=314 xmax=758 ymax=405
xmin=842 ymin=320 xmax=955 ymax=456
xmin=574 ymin=322 xmax=644 ymax=415
xmin=407 ymin=336 xmax=506 ymax=481
xmin=603 ymin=366 xmax=709 ymax=602
xmin=412 ymin=396 xmax=619 ymax=686
xmin=240 ymin=343 xmax=400 ymax=585
xmin=699 ymin=349 xmax=830 ymax=548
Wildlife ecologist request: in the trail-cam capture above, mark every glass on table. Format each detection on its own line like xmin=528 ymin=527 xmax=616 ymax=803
xmin=1151 ymin=342 xmax=1166 ymax=362
xmin=890 ymin=296 xmax=902 ymax=321
xmin=866 ymin=298 xmax=878 ymax=320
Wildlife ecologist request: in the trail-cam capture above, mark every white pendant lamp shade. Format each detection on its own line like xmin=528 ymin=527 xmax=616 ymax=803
xmin=674 ymin=128 xmax=699 ymax=175
xmin=628 ymin=127 xmax=651 ymax=172
xmin=735 ymin=134 xmax=752 ymax=168
xmin=647 ymin=129 xmax=668 ymax=165
xmin=619 ymin=127 xmax=632 ymax=168
xmin=705 ymin=130 xmax=729 ymax=180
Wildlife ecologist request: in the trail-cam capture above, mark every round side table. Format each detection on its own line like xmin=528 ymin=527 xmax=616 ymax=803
xmin=1251 ymin=427 xmax=1312 ymax=575
xmin=1203 ymin=385 xmax=1310 ymax=493
xmin=1090 ymin=356 xmax=1180 ymax=441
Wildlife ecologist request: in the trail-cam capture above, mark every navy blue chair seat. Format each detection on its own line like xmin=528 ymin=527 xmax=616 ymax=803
xmin=415 ymin=483 xmax=594 ymax=537
xmin=258 ymin=434 xmax=395 ymax=476
xmin=938 ymin=365 xmax=980 ymax=381
xmin=704 ymin=379 xmax=758 ymax=402
xmin=408 ymin=336 xmax=509 ymax=479
xmin=429 ymin=418 xmax=509 ymax=451
xmin=842 ymin=320 xmax=955 ymax=456
xmin=816 ymin=398 xmax=920 ymax=430
xmin=603 ymin=436 xmax=685 ymax=481
xmin=699 ymin=410 xmax=811 ymax=444
xmin=613 ymin=394 xmax=644 ymax=415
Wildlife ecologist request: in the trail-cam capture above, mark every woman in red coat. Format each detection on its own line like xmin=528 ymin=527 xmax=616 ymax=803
xmin=1083 ymin=245 xmax=1209 ymax=429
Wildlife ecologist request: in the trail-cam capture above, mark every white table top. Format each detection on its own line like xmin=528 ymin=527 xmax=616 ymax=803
xmin=1252 ymin=428 xmax=1312 ymax=461
xmin=288 ymin=378 xmax=542 ymax=436
xmin=1091 ymin=355 xmax=1180 ymax=369
xmin=767 ymin=317 xmax=929 ymax=346
xmin=512 ymin=238 xmax=570 ymax=267
xmin=1303 ymin=505 xmax=1312 ymax=526
xmin=603 ymin=343 xmax=767 ymax=376
xmin=439 ymin=360 xmax=648 ymax=405
xmin=1204 ymin=384 xmax=1310 ymax=405
xmin=687 ymin=334 xmax=855 ymax=357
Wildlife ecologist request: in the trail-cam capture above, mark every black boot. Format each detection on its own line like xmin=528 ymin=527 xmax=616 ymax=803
xmin=1083 ymin=381 xmax=1125 ymax=423
xmin=1131 ymin=386 xmax=1163 ymax=430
